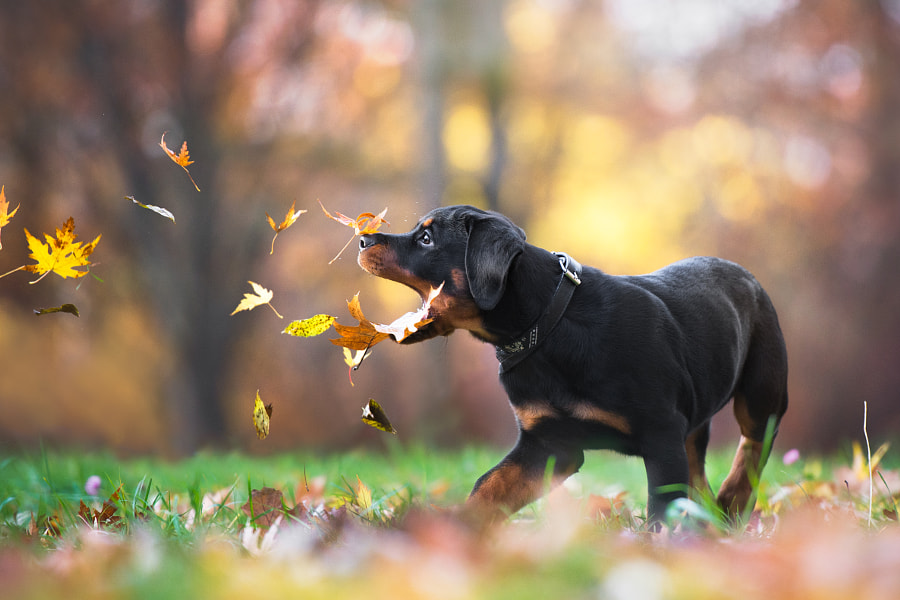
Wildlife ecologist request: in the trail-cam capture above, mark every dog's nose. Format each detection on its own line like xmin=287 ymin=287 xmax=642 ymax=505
xmin=359 ymin=234 xmax=375 ymax=250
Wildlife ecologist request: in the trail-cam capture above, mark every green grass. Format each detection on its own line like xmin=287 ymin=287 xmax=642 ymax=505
xmin=1 ymin=443 xmax=897 ymax=600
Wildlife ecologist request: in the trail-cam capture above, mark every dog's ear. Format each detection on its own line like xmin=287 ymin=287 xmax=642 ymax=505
xmin=465 ymin=212 xmax=526 ymax=310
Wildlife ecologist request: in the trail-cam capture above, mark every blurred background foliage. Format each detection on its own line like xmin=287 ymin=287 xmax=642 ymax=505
xmin=0 ymin=0 xmax=898 ymax=455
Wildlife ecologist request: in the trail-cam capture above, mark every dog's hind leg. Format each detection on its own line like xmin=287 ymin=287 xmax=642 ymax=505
xmin=717 ymin=311 xmax=788 ymax=517
xmin=466 ymin=432 xmax=584 ymax=525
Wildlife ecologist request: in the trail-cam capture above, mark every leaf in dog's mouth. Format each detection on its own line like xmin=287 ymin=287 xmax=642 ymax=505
xmin=372 ymin=282 xmax=444 ymax=342
xmin=330 ymin=282 xmax=444 ymax=350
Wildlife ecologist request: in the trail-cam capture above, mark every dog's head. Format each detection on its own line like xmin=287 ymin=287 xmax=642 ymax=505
xmin=358 ymin=205 xmax=526 ymax=343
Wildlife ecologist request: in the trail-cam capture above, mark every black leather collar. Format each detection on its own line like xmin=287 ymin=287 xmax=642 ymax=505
xmin=495 ymin=252 xmax=582 ymax=373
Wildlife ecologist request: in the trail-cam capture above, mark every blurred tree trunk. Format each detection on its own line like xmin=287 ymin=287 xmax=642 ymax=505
xmin=79 ymin=1 xmax=256 ymax=452
xmin=856 ymin=3 xmax=900 ymax=430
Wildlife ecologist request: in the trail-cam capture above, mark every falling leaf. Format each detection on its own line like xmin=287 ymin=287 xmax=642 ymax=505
xmin=231 ymin=281 xmax=283 ymax=319
xmin=251 ymin=390 xmax=273 ymax=440
xmin=283 ymin=314 xmax=335 ymax=337
xmin=319 ymin=200 xmax=389 ymax=263
xmin=343 ymin=346 xmax=372 ymax=387
xmin=266 ymin=200 xmax=306 ymax=254
xmin=159 ymin=132 xmax=201 ymax=192
xmin=361 ymin=399 xmax=396 ymax=434
xmin=0 ymin=217 xmax=101 ymax=284
xmin=34 ymin=303 xmax=80 ymax=317
xmin=126 ymin=195 xmax=176 ymax=223
xmin=0 ymin=185 xmax=20 ymax=250
xmin=330 ymin=293 xmax=390 ymax=351
xmin=343 ymin=347 xmax=370 ymax=368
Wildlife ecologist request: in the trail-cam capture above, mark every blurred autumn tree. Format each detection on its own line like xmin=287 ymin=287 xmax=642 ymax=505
xmin=0 ymin=0 xmax=898 ymax=454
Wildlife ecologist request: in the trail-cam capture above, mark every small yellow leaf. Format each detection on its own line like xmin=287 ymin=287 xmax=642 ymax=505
xmin=361 ymin=399 xmax=396 ymax=435
xmin=283 ymin=314 xmax=335 ymax=337
xmin=266 ymin=200 xmax=306 ymax=254
xmin=343 ymin=347 xmax=369 ymax=368
xmin=355 ymin=476 xmax=373 ymax=511
xmin=34 ymin=303 xmax=80 ymax=317
xmin=0 ymin=185 xmax=20 ymax=250
xmin=231 ymin=281 xmax=283 ymax=319
xmin=159 ymin=132 xmax=201 ymax=192
xmin=252 ymin=390 xmax=273 ymax=440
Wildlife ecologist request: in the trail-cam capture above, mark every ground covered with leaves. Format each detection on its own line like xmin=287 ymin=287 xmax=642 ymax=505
xmin=1 ymin=444 xmax=899 ymax=600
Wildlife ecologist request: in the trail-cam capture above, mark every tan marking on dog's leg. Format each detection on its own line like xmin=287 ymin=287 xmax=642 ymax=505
xmin=569 ymin=404 xmax=632 ymax=435
xmin=513 ymin=402 xmax=557 ymax=430
xmin=465 ymin=462 xmax=542 ymax=525
xmin=717 ymin=435 xmax=763 ymax=517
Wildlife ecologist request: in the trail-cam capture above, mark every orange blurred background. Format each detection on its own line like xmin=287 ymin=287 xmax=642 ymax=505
xmin=1 ymin=0 xmax=898 ymax=455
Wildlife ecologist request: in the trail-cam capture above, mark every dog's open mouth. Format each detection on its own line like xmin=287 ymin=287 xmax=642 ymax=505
xmin=373 ymin=282 xmax=444 ymax=342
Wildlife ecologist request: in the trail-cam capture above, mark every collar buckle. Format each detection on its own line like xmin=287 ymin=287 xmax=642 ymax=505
xmin=557 ymin=252 xmax=582 ymax=286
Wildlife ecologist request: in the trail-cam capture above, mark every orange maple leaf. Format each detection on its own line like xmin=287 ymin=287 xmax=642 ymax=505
xmin=159 ymin=132 xmax=201 ymax=192
xmin=319 ymin=200 xmax=389 ymax=263
xmin=330 ymin=293 xmax=391 ymax=351
xmin=0 ymin=185 xmax=20 ymax=251
xmin=266 ymin=200 xmax=306 ymax=254
xmin=330 ymin=284 xmax=443 ymax=385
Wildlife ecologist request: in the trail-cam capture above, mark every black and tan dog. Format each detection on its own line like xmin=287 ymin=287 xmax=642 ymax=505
xmin=358 ymin=205 xmax=788 ymax=525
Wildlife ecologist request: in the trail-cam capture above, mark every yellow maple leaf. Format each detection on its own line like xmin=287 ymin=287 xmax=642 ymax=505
xmin=0 ymin=185 xmax=20 ymax=250
xmin=251 ymin=390 xmax=272 ymax=440
xmin=266 ymin=200 xmax=306 ymax=255
xmin=159 ymin=132 xmax=201 ymax=192
xmin=21 ymin=217 xmax=101 ymax=284
xmin=231 ymin=281 xmax=283 ymax=319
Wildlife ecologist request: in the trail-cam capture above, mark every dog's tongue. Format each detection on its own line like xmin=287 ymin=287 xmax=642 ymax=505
xmin=373 ymin=282 xmax=444 ymax=342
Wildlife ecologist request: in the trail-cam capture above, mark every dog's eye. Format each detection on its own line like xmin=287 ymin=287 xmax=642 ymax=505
xmin=419 ymin=230 xmax=432 ymax=246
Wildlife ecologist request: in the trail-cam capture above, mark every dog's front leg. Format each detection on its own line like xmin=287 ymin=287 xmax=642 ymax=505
xmin=643 ymin=442 xmax=691 ymax=525
xmin=465 ymin=433 xmax=584 ymax=526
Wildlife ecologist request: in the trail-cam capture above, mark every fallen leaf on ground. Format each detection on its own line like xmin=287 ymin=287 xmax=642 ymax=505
xmin=361 ymin=399 xmax=397 ymax=434
xmin=126 ymin=195 xmax=176 ymax=223
xmin=34 ymin=304 xmax=80 ymax=317
xmin=232 ymin=281 xmax=283 ymax=319
xmin=0 ymin=185 xmax=20 ymax=250
xmin=159 ymin=132 xmax=200 ymax=191
xmin=251 ymin=390 xmax=272 ymax=440
xmin=78 ymin=487 xmax=124 ymax=530
xmin=266 ymin=200 xmax=306 ymax=254
xmin=319 ymin=201 xmax=389 ymax=263
xmin=242 ymin=487 xmax=283 ymax=530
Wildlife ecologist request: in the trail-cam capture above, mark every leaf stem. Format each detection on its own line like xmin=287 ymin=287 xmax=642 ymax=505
xmin=328 ymin=234 xmax=357 ymax=265
xmin=0 ymin=264 xmax=25 ymax=280
xmin=267 ymin=302 xmax=284 ymax=319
